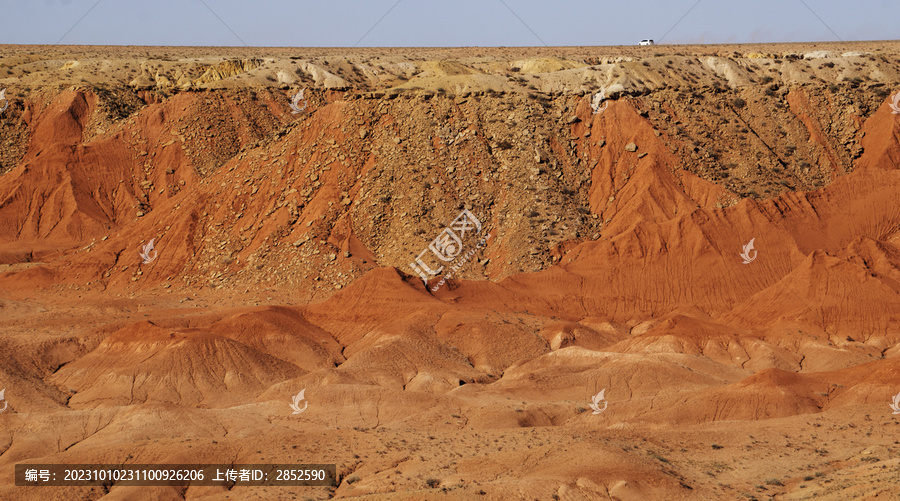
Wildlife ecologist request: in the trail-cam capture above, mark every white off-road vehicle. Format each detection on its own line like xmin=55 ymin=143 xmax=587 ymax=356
xmin=639 ymin=39 xmax=655 ymax=46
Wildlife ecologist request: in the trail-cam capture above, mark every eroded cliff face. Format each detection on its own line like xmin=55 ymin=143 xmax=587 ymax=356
xmin=1 ymin=45 xmax=900 ymax=500
xmin=1 ymin=48 xmax=897 ymax=292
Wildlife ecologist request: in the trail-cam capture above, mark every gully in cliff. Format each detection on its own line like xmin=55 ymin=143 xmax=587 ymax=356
xmin=408 ymin=209 xmax=490 ymax=292
xmin=429 ymin=232 xmax=492 ymax=292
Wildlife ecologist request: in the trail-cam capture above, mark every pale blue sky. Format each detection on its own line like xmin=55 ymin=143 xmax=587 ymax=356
xmin=1 ymin=0 xmax=896 ymax=47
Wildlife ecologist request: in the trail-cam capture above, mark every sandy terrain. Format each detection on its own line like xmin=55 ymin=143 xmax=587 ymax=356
xmin=1 ymin=42 xmax=900 ymax=500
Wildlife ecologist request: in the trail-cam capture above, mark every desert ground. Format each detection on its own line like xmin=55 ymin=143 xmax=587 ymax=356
xmin=1 ymin=41 xmax=900 ymax=500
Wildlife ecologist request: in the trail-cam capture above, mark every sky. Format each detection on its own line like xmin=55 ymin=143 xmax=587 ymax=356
xmin=0 ymin=0 xmax=896 ymax=47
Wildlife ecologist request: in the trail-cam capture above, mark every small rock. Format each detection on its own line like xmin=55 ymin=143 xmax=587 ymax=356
xmin=625 ymin=142 xmax=637 ymax=152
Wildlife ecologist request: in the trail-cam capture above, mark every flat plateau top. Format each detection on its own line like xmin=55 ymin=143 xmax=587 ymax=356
xmin=2 ymin=40 xmax=900 ymax=59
